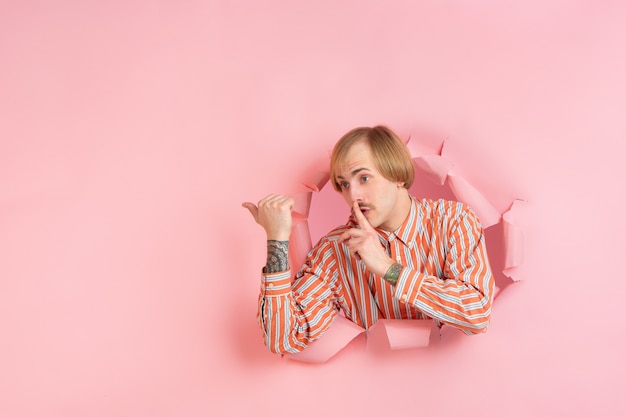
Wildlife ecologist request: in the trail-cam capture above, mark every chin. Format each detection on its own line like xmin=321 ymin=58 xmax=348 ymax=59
xmin=367 ymin=217 xmax=381 ymax=228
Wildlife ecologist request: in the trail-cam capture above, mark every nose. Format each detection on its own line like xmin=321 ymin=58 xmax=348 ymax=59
xmin=348 ymin=183 xmax=362 ymax=205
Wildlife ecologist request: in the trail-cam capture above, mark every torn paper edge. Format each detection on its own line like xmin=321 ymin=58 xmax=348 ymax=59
xmin=288 ymin=316 xmax=434 ymax=363
xmin=280 ymin=133 xmax=527 ymax=363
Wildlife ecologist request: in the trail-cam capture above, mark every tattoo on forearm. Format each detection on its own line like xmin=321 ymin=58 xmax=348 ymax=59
xmin=383 ymin=262 xmax=403 ymax=286
xmin=263 ymin=240 xmax=289 ymax=273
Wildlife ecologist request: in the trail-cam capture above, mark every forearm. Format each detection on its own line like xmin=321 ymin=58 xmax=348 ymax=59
xmin=392 ymin=213 xmax=495 ymax=333
xmin=417 ymin=208 xmax=495 ymax=333
xmin=257 ymin=273 xmax=306 ymax=354
xmin=263 ymin=240 xmax=289 ymax=273
xmin=382 ymin=262 xmax=403 ymax=286
xmin=257 ymin=240 xmax=338 ymax=354
xmin=375 ymin=246 xmax=489 ymax=330
xmin=257 ymin=287 xmax=338 ymax=354
xmin=394 ymin=269 xmax=493 ymax=334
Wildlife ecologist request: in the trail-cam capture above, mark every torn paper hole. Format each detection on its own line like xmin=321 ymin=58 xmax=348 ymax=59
xmin=302 ymin=171 xmax=330 ymax=192
xmin=286 ymin=133 xmax=527 ymax=362
xmin=447 ymin=173 xmax=502 ymax=228
xmin=404 ymin=133 xmax=445 ymax=157
xmin=292 ymin=192 xmax=312 ymax=218
xmin=289 ymin=219 xmax=312 ymax=279
xmin=413 ymin=154 xmax=453 ymax=185
xmin=407 ymin=135 xmax=453 ymax=186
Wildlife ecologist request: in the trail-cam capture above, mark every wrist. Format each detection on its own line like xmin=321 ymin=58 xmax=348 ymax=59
xmin=267 ymin=231 xmax=291 ymax=241
xmin=383 ymin=262 xmax=403 ymax=286
xmin=264 ymin=240 xmax=290 ymax=273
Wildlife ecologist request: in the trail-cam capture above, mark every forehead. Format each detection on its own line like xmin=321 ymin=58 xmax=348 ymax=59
xmin=335 ymin=140 xmax=377 ymax=176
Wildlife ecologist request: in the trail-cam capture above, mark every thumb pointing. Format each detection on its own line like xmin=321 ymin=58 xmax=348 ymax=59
xmin=241 ymin=202 xmax=259 ymax=222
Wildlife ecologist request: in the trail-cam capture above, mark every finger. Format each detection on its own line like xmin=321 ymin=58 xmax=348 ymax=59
xmin=339 ymin=229 xmax=365 ymax=246
xmin=352 ymin=201 xmax=372 ymax=230
xmin=241 ymin=202 xmax=259 ymax=221
xmin=258 ymin=194 xmax=277 ymax=206
xmin=338 ymin=230 xmax=352 ymax=244
xmin=275 ymin=195 xmax=294 ymax=209
xmin=339 ymin=233 xmax=362 ymax=261
xmin=260 ymin=194 xmax=294 ymax=210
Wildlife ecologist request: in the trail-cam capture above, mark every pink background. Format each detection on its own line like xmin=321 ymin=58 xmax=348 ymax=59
xmin=1 ymin=1 xmax=625 ymax=416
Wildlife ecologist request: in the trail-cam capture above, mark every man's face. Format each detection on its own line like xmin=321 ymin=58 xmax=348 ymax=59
xmin=334 ymin=140 xmax=406 ymax=232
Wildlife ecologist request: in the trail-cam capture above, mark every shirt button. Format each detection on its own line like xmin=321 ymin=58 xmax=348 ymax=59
xmin=268 ymin=283 xmax=274 ymax=288
xmin=396 ymin=256 xmax=401 ymax=261
xmin=401 ymin=294 xmax=407 ymax=302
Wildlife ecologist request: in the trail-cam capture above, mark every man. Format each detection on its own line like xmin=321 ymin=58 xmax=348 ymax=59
xmin=242 ymin=125 xmax=494 ymax=354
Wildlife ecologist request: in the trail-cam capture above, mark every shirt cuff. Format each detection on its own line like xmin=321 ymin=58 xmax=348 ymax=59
xmin=394 ymin=267 xmax=426 ymax=306
xmin=261 ymin=270 xmax=292 ymax=297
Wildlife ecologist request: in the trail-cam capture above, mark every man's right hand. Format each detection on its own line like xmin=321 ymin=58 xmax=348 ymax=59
xmin=242 ymin=194 xmax=294 ymax=241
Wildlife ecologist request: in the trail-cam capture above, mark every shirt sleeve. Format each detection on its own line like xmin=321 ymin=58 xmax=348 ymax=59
xmin=393 ymin=207 xmax=495 ymax=334
xmin=257 ymin=240 xmax=340 ymax=354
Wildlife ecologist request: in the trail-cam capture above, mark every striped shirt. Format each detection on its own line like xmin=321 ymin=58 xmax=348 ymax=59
xmin=257 ymin=196 xmax=495 ymax=354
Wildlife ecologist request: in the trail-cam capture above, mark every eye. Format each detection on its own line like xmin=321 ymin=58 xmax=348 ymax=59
xmin=339 ymin=182 xmax=350 ymax=189
xmin=360 ymin=175 xmax=370 ymax=183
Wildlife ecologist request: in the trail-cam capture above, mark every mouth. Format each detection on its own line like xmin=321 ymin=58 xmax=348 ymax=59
xmin=357 ymin=205 xmax=372 ymax=216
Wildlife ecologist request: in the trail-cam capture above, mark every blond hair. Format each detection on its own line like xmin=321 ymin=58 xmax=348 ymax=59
xmin=329 ymin=125 xmax=415 ymax=192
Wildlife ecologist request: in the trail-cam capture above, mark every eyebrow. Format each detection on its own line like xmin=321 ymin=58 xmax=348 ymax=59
xmin=336 ymin=167 xmax=370 ymax=180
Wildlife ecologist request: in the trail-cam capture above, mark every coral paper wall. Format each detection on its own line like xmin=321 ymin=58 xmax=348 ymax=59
xmin=1 ymin=1 xmax=625 ymax=416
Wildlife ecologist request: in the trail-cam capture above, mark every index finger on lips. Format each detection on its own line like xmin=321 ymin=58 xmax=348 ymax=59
xmin=352 ymin=202 xmax=371 ymax=230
